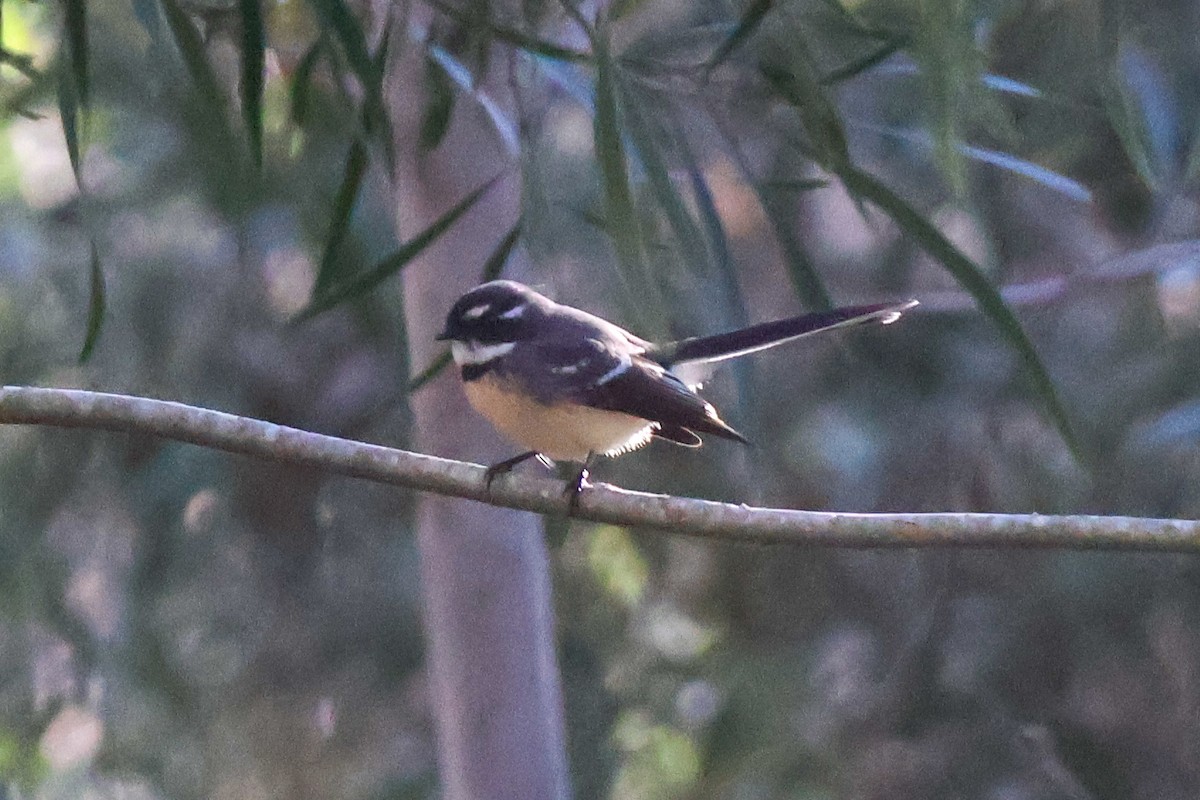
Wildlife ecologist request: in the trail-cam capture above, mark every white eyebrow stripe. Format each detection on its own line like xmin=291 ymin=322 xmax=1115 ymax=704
xmin=498 ymin=304 xmax=526 ymax=319
xmin=450 ymin=340 xmax=515 ymax=365
xmin=462 ymin=303 xmax=492 ymax=320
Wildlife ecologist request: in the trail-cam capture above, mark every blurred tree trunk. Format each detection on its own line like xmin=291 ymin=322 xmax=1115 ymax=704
xmin=385 ymin=43 xmax=572 ymax=800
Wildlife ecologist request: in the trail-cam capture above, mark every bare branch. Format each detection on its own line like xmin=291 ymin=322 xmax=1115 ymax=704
xmin=1 ymin=385 xmax=1196 ymax=552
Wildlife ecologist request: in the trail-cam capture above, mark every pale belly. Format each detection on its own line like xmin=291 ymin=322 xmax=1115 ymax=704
xmin=463 ymin=375 xmax=653 ymax=461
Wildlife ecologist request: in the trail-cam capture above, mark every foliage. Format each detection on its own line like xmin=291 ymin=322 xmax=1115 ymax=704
xmin=1 ymin=0 xmax=1199 ymax=797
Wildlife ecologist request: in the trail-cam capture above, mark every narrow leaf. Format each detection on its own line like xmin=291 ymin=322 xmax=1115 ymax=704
xmin=296 ymin=174 xmax=500 ymax=320
xmin=704 ymin=0 xmax=772 ymax=76
xmin=593 ymin=30 xmax=654 ymax=316
xmin=761 ymin=58 xmax=850 ymax=169
xmin=407 ymin=221 xmax=521 ymax=393
xmin=427 ymin=0 xmax=588 ymax=62
xmin=1185 ymin=111 xmax=1200 ymax=185
xmin=838 ymin=165 xmax=1079 ymax=454
xmin=619 ymin=91 xmax=712 ymax=284
xmin=79 ymin=241 xmax=105 ymax=362
xmin=238 ymin=0 xmax=265 ymax=167
xmin=959 ymin=144 xmax=1091 ymax=202
xmin=313 ymin=138 xmax=369 ymax=292
xmin=408 ymin=350 xmax=452 ymax=392
xmin=859 ymin=122 xmax=1092 ymax=202
xmin=428 ymin=43 xmax=519 ymax=155
xmin=307 ymin=0 xmax=376 ymax=90
xmin=55 ymin=57 xmax=82 ymax=182
xmin=872 ymin=61 xmax=1045 ymax=99
xmin=480 ymin=220 xmax=522 ymax=282
xmin=366 ymin=7 xmax=396 ymax=171
xmin=1100 ymin=61 xmax=1158 ymax=189
xmin=3 ymin=77 xmax=47 ymax=119
xmin=307 ymin=0 xmax=389 ymax=165
xmin=814 ymin=0 xmax=892 ymax=40
xmin=706 ymin=107 xmax=833 ymax=309
xmin=419 ymin=52 xmax=455 ymax=152
xmin=159 ymin=0 xmax=227 ymax=115
xmin=0 ymin=48 xmax=41 ymax=80
xmin=63 ymin=0 xmax=88 ymax=107
xmin=822 ymin=36 xmax=906 ymax=85
xmin=289 ymin=42 xmax=323 ymax=126
xmin=758 ymin=184 xmax=833 ymax=310
xmin=763 ymin=177 xmax=830 ymax=192
xmin=684 ymin=152 xmax=736 ymax=288
xmin=130 ymin=0 xmax=164 ymax=42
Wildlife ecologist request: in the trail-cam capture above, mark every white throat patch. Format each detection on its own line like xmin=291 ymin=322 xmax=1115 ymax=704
xmin=450 ymin=340 xmax=516 ymax=366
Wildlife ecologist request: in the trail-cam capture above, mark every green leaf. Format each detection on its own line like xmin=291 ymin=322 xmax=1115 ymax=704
xmin=419 ymin=52 xmax=455 ymax=152
xmin=761 ymin=55 xmax=850 ymax=169
xmin=1185 ymin=111 xmax=1200 ymax=185
xmin=821 ymin=36 xmax=907 ymax=85
xmin=295 ymin=174 xmax=500 ymax=320
xmin=704 ymin=0 xmax=772 ymax=76
xmin=1100 ymin=62 xmax=1158 ymax=189
xmin=408 ymin=350 xmax=452 ymax=392
xmin=406 ymin=221 xmax=520 ymax=393
xmin=814 ymin=0 xmax=892 ymax=41
xmin=706 ymin=109 xmax=833 ymax=309
xmin=427 ymin=43 xmax=519 ymax=155
xmin=307 ymin=0 xmax=377 ymax=93
xmin=839 ymin=165 xmax=1078 ymax=455
xmin=861 ymin=123 xmax=1092 ymax=202
xmin=911 ymin=0 xmax=985 ymax=195
xmin=62 ymin=0 xmax=88 ymax=107
xmin=426 ymin=0 xmax=588 ymax=62
xmin=619 ymin=90 xmax=712 ymax=286
xmin=480 ymin=220 xmax=522 ymax=282
xmin=0 ymin=48 xmax=42 ymax=81
xmin=238 ymin=0 xmax=265 ymax=167
xmin=159 ymin=0 xmax=228 ymax=118
xmin=307 ymin=0 xmax=386 ymax=145
xmin=586 ymin=526 xmax=647 ymax=607
xmin=593 ymin=28 xmax=656 ymax=320
xmin=2 ymin=76 xmax=47 ymax=120
xmin=289 ymin=41 xmax=323 ymax=127
xmin=608 ymin=0 xmax=652 ymax=21
xmin=313 ymin=138 xmax=369 ymax=293
xmin=55 ymin=57 xmax=82 ymax=182
xmin=757 ymin=183 xmax=833 ymax=310
xmin=367 ymin=7 xmax=397 ymax=172
xmin=683 ymin=149 xmax=737 ymax=292
xmin=79 ymin=241 xmax=105 ymax=362
xmin=762 ymin=177 xmax=830 ymax=192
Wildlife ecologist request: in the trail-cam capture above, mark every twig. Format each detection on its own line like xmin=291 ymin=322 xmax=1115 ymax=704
xmin=1 ymin=386 xmax=1197 ymax=551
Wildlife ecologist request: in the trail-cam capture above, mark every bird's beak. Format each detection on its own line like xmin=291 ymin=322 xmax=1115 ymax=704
xmin=435 ymin=329 xmax=452 ymax=341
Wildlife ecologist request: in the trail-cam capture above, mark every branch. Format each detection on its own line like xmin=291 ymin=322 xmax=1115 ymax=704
xmin=2 ymin=386 xmax=1197 ymax=552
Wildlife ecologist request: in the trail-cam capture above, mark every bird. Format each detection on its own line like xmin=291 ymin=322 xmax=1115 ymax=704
xmin=436 ymin=280 xmax=917 ymax=495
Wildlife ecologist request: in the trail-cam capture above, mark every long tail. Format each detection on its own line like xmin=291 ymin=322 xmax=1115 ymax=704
xmin=655 ymin=300 xmax=918 ymax=366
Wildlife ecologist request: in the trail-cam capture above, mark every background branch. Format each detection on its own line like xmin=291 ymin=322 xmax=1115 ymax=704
xmin=3 ymin=385 xmax=1196 ymax=552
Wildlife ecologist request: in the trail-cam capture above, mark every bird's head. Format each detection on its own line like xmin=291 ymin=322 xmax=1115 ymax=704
xmin=438 ymin=280 xmax=550 ymax=365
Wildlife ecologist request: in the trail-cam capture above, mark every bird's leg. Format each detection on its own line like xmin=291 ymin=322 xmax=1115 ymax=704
xmin=484 ymin=451 xmax=546 ymax=490
xmin=565 ymin=452 xmax=596 ymax=514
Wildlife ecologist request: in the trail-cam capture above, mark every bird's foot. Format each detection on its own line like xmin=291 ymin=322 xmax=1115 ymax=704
xmin=564 ymin=454 xmax=597 ymax=515
xmin=484 ymin=451 xmax=546 ymax=491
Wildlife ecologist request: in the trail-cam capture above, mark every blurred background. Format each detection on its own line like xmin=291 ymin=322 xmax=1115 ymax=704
xmin=2 ymin=0 xmax=1200 ymax=797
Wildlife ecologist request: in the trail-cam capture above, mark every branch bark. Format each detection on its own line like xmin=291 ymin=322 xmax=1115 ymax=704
xmin=2 ymin=386 xmax=1197 ymax=551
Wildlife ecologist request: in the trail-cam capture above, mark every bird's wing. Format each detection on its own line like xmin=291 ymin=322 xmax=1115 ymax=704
xmin=577 ymin=354 xmax=748 ymax=445
xmin=498 ymin=334 xmax=747 ymax=445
